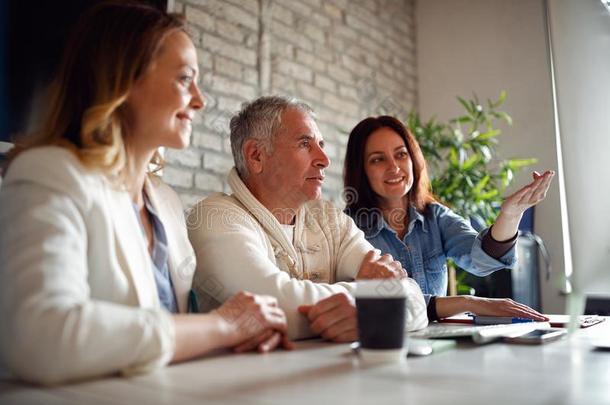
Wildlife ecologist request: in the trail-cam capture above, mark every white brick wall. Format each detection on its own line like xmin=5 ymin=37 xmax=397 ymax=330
xmin=169 ymin=0 xmax=417 ymax=208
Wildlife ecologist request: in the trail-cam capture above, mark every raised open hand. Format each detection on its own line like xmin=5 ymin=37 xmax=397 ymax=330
xmin=500 ymin=170 xmax=555 ymax=218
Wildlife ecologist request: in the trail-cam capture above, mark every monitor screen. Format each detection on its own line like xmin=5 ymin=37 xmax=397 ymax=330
xmin=548 ymin=0 xmax=610 ymax=315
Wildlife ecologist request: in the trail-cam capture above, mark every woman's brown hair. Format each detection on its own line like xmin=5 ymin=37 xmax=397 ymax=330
xmin=343 ymin=116 xmax=436 ymax=222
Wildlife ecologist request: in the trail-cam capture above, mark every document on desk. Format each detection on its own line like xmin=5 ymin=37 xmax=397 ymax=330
xmin=409 ymin=321 xmax=551 ymax=344
xmin=546 ymin=315 xmax=605 ymax=328
xmin=440 ymin=313 xmax=543 ymax=325
xmin=437 ymin=313 xmax=472 ymax=324
xmin=438 ymin=313 xmax=605 ymax=328
xmin=473 ymin=316 xmax=536 ymax=325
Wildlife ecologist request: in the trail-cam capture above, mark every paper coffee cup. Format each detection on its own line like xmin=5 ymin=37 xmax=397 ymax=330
xmin=355 ymin=279 xmax=409 ymax=363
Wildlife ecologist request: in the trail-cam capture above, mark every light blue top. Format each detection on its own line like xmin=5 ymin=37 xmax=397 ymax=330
xmin=133 ymin=194 xmax=178 ymax=313
xmin=352 ymin=203 xmax=517 ymax=305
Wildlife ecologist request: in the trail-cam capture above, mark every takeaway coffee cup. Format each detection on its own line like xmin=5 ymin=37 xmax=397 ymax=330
xmin=355 ymin=278 xmax=408 ymax=363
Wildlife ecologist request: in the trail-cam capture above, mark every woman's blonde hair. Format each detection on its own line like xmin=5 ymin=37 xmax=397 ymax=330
xmin=7 ymin=1 xmax=185 ymax=178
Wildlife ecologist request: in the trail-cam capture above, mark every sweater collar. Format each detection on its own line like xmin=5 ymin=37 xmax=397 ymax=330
xmin=228 ymin=167 xmax=302 ymax=263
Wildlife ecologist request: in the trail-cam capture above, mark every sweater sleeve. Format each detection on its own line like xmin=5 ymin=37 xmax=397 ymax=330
xmin=334 ymin=209 xmax=374 ymax=281
xmin=187 ymin=198 xmax=357 ymax=340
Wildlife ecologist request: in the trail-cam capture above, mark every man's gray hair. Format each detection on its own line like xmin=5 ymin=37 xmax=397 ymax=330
xmin=230 ymin=95 xmax=315 ymax=179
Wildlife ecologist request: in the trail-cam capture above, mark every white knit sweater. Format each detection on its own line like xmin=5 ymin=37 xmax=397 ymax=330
xmin=188 ymin=168 xmax=428 ymax=339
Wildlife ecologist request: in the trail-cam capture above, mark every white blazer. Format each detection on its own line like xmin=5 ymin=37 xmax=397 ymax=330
xmin=0 ymin=146 xmax=195 ymax=385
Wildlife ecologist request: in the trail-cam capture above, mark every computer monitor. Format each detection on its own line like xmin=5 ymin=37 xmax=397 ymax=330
xmin=547 ymin=0 xmax=610 ymax=320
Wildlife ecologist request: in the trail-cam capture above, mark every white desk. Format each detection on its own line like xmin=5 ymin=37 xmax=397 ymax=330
xmin=1 ymin=320 xmax=609 ymax=405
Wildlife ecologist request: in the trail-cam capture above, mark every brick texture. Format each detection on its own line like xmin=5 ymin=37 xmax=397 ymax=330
xmin=168 ymin=0 xmax=417 ymax=207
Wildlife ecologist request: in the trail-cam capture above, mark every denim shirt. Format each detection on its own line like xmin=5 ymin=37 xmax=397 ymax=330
xmin=133 ymin=194 xmax=178 ymax=313
xmin=353 ymin=203 xmax=517 ymax=304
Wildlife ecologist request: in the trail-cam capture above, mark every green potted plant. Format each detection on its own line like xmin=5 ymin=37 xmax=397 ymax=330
xmin=406 ymin=91 xmax=536 ymax=295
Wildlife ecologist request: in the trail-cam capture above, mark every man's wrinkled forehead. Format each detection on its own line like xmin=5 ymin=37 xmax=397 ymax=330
xmin=277 ymin=107 xmax=321 ymax=139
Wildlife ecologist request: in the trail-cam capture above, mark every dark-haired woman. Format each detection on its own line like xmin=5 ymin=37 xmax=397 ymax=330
xmin=0 ymin=2 xmax=289 ymax=385
xmin=344 ymin=116 xmax=554 ymax=321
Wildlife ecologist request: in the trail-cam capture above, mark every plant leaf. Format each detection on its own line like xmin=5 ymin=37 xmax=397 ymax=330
xmin=479 ymin=189 xmax=499 ymax=199
xmin=450 ymin=116 xmax=472 ymax=124
xmin=493 ymin=111 xmax=513 ymax=126
xmin=476 ymin=129 xmax=501 ymax=140
xmin=473 ymin=175 xmax=490 ymax=194
xmin=507 ymin=158 xmax=538 ymax=169
xmin=496 ymin=90 xmax=507 ymax=107
xmin=457 ymin=96 xmax=473 ymax=115
xmin=462 ymin=153 xmax=480 ymax=170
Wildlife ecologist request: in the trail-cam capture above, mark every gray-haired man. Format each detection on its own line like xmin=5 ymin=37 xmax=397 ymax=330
xmin=188 ymin=96 xmax=427 ymax=341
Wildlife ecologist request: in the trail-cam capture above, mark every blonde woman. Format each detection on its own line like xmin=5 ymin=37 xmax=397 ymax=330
xmin=0 ymin=1 xmax=289 ymax=385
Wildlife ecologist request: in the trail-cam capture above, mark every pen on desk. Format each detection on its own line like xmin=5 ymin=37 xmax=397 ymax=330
xmin=472 ymin=316 xmax=535 ymax=325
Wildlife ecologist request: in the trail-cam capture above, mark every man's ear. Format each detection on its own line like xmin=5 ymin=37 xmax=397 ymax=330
xmin=243 ymin=138 xmax=265 ymax=175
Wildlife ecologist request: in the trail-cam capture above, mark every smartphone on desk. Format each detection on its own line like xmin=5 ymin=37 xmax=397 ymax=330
xmin=503 ymin=328 xmax=567 ymax=345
